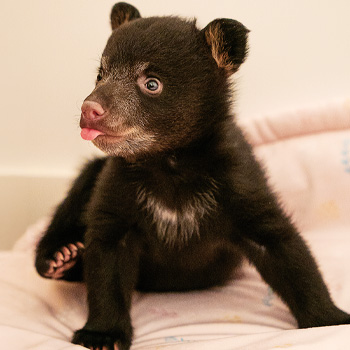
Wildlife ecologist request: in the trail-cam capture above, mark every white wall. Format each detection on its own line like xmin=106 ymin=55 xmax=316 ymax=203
xmin=1 ymin=0 xmax=350 ymax=248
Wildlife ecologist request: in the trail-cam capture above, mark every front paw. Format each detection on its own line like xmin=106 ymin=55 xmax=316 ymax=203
xmin=72 ymin=328 xmax=132 ymax=350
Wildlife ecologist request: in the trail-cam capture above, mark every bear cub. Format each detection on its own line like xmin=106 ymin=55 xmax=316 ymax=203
xmin=35 ymin=3 xmax=350 ymax=350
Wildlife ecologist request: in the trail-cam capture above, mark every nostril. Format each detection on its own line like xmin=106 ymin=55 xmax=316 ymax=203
xmin=81 ymin=101 xmax=105 ymax=120
xmin=91 ymin=110 xmax=100 ymax=119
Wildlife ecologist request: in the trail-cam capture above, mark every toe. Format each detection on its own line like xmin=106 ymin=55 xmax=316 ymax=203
xmin=46 ymin=264 xmax=55 ymax=275
xmin=43 ymin=260 xmax=57 ymax=277
xmin=55 ymin=257 xmax=64 ymax=268
xmin=55 ymin=251 xmax=65 ymax=265
xmin=61 ymin=246 xmax=72 ymax=261
xmin=68 ymin=243 xmax=78 ymax=252
xmin=68 ymin=244 xmax=78 ymax=259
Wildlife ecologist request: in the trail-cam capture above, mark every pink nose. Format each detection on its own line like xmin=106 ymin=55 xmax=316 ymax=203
xmin=81 ymin=100 xmax=105 ymax=121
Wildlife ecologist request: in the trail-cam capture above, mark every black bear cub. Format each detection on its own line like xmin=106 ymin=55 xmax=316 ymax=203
xmin=35 ymin=3 xmax=350 ymax=350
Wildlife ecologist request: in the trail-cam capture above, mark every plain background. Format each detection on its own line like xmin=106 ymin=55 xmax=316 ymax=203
xmin=1 ymin=0 xmax=350 ymax=248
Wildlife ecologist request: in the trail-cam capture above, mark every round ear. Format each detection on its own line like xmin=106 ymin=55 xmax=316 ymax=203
xmin=110 ymin=2 xmax=141 ymax=30
xmin=202 ymin=19 xmax=249 ymax=75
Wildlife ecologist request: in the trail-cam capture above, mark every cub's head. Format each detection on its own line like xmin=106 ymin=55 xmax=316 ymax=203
xmin=80 ymin=2 xmax=249 ymax=160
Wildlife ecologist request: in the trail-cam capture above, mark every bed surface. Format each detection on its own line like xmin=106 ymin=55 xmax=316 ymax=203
xmin=1 ymin=98 xmax=350 ymax=349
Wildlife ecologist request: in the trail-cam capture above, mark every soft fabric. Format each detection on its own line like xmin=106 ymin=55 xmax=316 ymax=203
xmin=1 ymin=98 xmax=350 ymax=349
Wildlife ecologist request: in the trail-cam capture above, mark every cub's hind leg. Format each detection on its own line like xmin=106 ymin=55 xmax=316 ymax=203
xmin=35 ymin=158 xmax=106 ymax=281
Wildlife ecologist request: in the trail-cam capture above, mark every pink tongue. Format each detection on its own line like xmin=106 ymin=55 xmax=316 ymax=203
xmin=81 ymin=128 xmax=104 ymax=141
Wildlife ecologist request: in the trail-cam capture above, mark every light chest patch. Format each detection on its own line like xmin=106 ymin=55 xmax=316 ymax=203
xmin=137 ymin=181 xmax=219 ymax=245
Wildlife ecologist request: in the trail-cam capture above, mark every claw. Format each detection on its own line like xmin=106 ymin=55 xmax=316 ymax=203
xmin=69 ymin=243 xmax=78 ymax=251
xmin=61 ymin=246 xmax=71 ymax=261
xmin=71 ymin=250 xmax=78 ymax=259
xmin=55 ymin=251 xmax=64 ymax=262
xmin=55 ymin=258 xmax=64 ymax=268
xmin=76 ymin=242 xmax=85 ymax=249
xmin=68 ymin=244 xmax=79 ymax=259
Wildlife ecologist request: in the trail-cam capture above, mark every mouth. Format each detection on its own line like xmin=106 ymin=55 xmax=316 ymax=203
xmin=80 ymin=124 xmax=157 ymax=158
xmin=81 ymin=126 xmax=131 ymax=145
xmin=80 ymin=115 xmax=125 ymax=141
xmin=80 ymin=128 xmax=105 ymax=141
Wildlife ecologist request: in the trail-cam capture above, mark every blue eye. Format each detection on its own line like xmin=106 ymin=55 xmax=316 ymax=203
xmin=146 ymin=79 xmax=159 ymax=91
xmin=138 ymin=76 xmax=163 ymax=95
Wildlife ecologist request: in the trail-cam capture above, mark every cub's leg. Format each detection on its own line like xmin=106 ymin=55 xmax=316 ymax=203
xmin=72 ymin=231 xmax=141 ymax=350
xmin=228 ymin=136 xmax=350 ymax=327
xmin=35 ymin=158 xmax=106 ymax=281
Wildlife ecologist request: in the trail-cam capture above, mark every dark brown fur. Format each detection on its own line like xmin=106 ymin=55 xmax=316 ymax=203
xmin=35 ymin=3 xmax=350 ymax=350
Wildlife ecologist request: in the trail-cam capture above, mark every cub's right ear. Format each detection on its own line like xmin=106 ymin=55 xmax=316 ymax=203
xmin=110 ymin=2 xmax=141 ymax=30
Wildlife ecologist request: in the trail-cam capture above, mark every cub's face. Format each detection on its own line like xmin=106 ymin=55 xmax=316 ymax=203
xmin=79 ymin=3 xmax=249 ymax=160
xmin=80 ymin=17 xmax=224 ymax=159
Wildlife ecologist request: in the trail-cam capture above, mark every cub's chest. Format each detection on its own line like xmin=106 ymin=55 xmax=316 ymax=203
xmin=136 ymin=179 xmax=219 ymax=245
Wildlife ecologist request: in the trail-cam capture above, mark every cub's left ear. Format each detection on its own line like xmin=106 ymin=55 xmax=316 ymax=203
xmin=110 ymin=2 xmax=141 ymax=30
xmin=202 ymin=19 xmax=249 ymax=75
